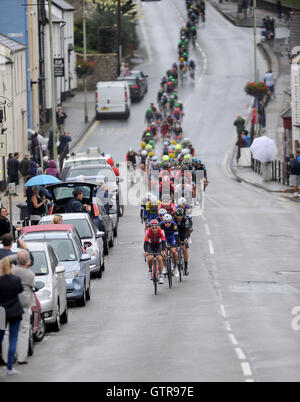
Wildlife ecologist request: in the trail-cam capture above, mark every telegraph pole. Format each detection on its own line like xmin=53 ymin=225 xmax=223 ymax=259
xmin=117 ymin=0 xmax=121 ymax=75
xmin=253 ymin=0 xmax=259 ymax=136
xmin=48 ymin=0 xmax=58 ymax=162
xmin=83 ymin=0 xmax=88 ymax=123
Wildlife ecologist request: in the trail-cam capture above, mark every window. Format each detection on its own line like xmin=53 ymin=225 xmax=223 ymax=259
xmin=30 ymin=251 xmax=48 ymax=276
xmin=47 ymin=239 xmax=77 ymax=262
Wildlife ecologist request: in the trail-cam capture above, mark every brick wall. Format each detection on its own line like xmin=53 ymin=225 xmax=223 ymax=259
xmin=289 ymin=12 xmax=300 ymax=51
xmin=76 ymin=53 xmax=118 ymax=91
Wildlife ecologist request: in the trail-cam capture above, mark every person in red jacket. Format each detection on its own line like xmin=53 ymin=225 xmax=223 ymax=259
xmin=107 ymin=157 xmax=120 ymax=177
xmin=144 ymin=219 xmax=166 ymax=284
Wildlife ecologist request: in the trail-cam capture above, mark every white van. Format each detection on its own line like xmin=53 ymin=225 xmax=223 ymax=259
xmin=95 ymin=81 xmax=131 ymax=120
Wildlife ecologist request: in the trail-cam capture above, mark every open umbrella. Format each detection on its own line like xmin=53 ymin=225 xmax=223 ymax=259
xmin=24 ymin=174 xmax=62 ymax=187
xmin=250 ymin=136 xmax=278 ymax=163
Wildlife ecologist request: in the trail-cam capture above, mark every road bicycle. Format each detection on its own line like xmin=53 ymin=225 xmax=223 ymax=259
xmin=146 ymin=253 xmax=160 ymax=295
xmin=178 ymin=241 xmax=189 ymax=280
xmin=164 ymin=245 xmax=174 ymax=289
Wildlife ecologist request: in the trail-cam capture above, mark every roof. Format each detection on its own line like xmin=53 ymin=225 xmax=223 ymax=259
xmin=11 ymin=241 xmax=48 ymax=253
xmin=40 ymin=213 xmax=89 ymax=221
xmin=21 ymin=224 xmax=75 ymax=235
xmin=52 ymin=0 xmax=75 ymax=11
xmin=0 ymin=33 xmax=26 ymax=52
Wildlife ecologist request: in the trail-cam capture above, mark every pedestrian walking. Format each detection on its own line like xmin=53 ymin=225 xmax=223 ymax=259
xmin=0 ymin=256 xmax=23 ymax=376
xmin=287 ymin=153 xmax=300 ymax=198
xmin=243 ymin=130 xmax=251 ymax=147
xmin=264 ymin=70 xmax=275 ymax=99
xmin=233 ymin=115 xmax=245 ymax=135
xmin=56 ymin=105 xmax=67 ymax=132
xmin=58 ymin=130 xmax=72 ymax=172
xmin=1 ymin=250 xmax=35 ymax=365
xmin=30 ymin=132 xmax=40 ymax=163
xmin=19 ymin=154 xmax=30 ymax=183
xmin=258 ymin=100 xmax=266 ymax=129
xmin=7 ymin=152 xmax=20 ymax=196
xmin=235 ymin=134 xmax=247 ymax=165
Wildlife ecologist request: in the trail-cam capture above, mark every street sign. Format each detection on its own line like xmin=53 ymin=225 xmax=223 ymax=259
xmin=8 ymin=183 xmax=15 ymax=195
xmin=54 ymin=58 xmax=65 ymax=77
xmin=0 ymin=134 xmax=6 ymax=157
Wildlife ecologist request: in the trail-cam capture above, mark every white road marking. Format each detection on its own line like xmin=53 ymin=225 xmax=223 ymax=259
xmin=224 ymin=321 xmax=232 ymax=331
xmin=208 ymin=239 xmax=215 ymax=255
xmin=204 ymin=223 xmax=211 ymax=236
xmin=220 ymin=304 xmax=227 ymax=318
xmin=235 ymin=348 xmax=246 ymax=360
xmin=241 ymin=362 xmax=253 ymax=377
xmin=228 ymin=333 xmax=239 ymax=346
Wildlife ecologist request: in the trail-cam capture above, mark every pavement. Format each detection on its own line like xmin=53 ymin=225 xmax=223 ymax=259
xmin=208 ymin=0 xmax=300 ymax=202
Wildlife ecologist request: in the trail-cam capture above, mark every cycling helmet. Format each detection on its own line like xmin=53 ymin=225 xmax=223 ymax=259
xmin=152 ymin=156 xmax=158 ymax=161
xmin=182 ymin=137 xmax=191 ymax=145
xmin=163 ymin=214 xmax=173 ymax=223
xmin=175 ymin=208 xmax=184 ymax=217
xmin=148 ymin=152 xmax=154 ymax=157
xmin=169 ymin=158 xmax=174 ymax=163
xmin=184 ymin=154 xmax=191 ymax=160
xmin=146 ymin=144 xmax=152 ymax=151
xmin=178 ymin=197 xmax=186 ymax=205
xmin=141 ymin=150 xmax=148 ymax=156
xmin=128 ymin=148 xmax=133 ymax=153
xmin=175 ymin=144 xmax=182 ymax=151
xmin=183 ymin=159 xmax=191 ymax=166
xmin=182 ymin=148 xmax=188 ymax=155
xmin=171 ymin=140 xmax=177 ymax=145
xmin=149 ymin=140 xmax=154 ymax=145
xmin=182 ymin=165 xmax=189 ymax=170
xmin=145 ymin=132 xmax=151 ymax=137
xmin=162 ymin=155 xmax=170 ymax=162
xmin=163 ymin=141 xmax=169 ymax=146
xmin=159 ymin=208 xmax=167 ymax=216
xmin=150 ymin=219 xmax=159 ymax=227
xmin=162 ymin=162 xmax=170 ymax=170
xmin=141 ymin=142 xmax=146 ymax=148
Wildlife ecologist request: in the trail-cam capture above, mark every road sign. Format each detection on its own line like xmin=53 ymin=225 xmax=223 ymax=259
xmin=0 ymin=134 xmax=6 ymax=157
xmin=54 ymin=58 xmax=65 ymax=77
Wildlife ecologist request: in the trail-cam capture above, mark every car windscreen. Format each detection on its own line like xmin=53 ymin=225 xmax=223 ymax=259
xmin=58 ymin=219 xmax=93 ymax=239
xmin=53 ymin=185 xmax=92 ymax=201
xmin=68 ymin=167 xmax=106 ymax=178
xmin=45 ymin=239 xmax=77 ymax=261
xmin=30 ymin=251 xmax=49 ymax=276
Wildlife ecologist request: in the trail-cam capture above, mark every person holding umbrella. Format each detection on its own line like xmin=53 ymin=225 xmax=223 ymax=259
xmin=29 ymin=186 xmax=47 ymax=225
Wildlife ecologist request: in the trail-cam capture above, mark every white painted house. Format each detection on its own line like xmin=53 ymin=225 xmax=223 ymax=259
xmin=0 ymin=34 xmax=27 ymax=167
xmin=43 ymin=0 xmax=76 ymax=120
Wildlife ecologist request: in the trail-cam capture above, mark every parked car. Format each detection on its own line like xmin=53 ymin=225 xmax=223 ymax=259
xmin=117 ymin=74 xmax=147 ymax=101
xmin=21 ymin=225 xmax=93 ymax=306
xmin=62 ymin=147 xmax=108 ymax=181
xmin=130 ymin=70 xmax=148 ymax=93
xmin=39 ymin=211 xmax=107 ymax=270
xmin=65 ymin=165 xmax=124 ymax=217
xmin=95 ymin=81 xmax=131 ymax=120
xmin=13 ymin=242 xmax=68 ymax=332
xmin=93 ymin=196 xmax=118 ymax=238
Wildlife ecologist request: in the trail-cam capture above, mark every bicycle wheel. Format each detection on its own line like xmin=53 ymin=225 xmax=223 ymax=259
xmin=178 ymin=249 xmax=183 ymax=283
xmin=153 ymin=260 xmax=158 ymax=295
xmin=167 ymin=256 xmax=173 ymax=289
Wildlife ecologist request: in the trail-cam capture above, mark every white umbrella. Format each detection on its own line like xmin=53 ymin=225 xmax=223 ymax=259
xmin=250 ymin=136 xmax=278 ymax=163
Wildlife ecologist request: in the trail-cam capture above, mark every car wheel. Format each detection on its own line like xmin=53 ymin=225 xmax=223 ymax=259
xmin=34 ymin=317 xmax=46 ymax=342
xmin=86 ymin=281 xmax=91 ymax=301
xmin=118 ymin=204 xmax=124 ymax=217
xmin=101 ymin=256 xmax=105 ymax=272
xmin=52 ymin=303 xmax=61 ymax=332
xmin=113 ymin=226 xmax=118 ymax=237
xmin=77 ymin=285 xmax=87 ymax=307
xmin=61 ymin=304 xmax=68 ymax=324
xmin=28 ymin=325 xmax=34 ymax=357
xmin=103 ymin=239 xmax=109 ymax=255
xmin=109 ymin=232 xmax=114 ymax=248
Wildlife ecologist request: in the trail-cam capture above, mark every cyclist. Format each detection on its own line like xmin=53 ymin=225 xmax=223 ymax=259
xmin=140 ymin=193 xmax=151 ymax=225
xmin=144 ymin=220 xmax=166 ymax=284
xmin=177 ymin=197 xmax=193 ymax=233
xmin=145 ymin=107 xmax=154 ymax=124
xmin=160 ymin=214 xmax=179 ymax=277
xmin=174 ymin=208 xmax=190 ymax=275
xmin=188 ymin=59 xmax=196 ymax=80
xmin=146 ymin=195 xmax=162 ymax=222
xmin=126 ymin=148 xmax=138 ymax=171
xmin=139 ymin=150 xmax=148 ymax=172
xmin=158 ymin=208 xmax=167 ymax=223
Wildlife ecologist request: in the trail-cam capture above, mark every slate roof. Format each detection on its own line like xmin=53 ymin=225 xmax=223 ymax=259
xmin=52 ymin=0 xmax=75 ymax=11
xmin=0 ymin=33 xmax=26 ymax=52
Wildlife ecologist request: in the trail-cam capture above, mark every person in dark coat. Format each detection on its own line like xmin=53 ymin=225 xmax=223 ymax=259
xmin=233 ymin=115 xmax=245 ymax=135
xmin=28 ymin=159 xmax=38 ymax=178
xmin=56 ymin=106 xmax=67 ymax=132
xmin=7 ymin=153 xmax=20 ymax=196
xmin=0 ymin=256 xmax=24 ymax=375
xmin=0 ymin=207 xmax=11 ymax=240
xmin=58 ymin=131 xmax=72 ymax=171
xmin=31 ymin=132 xmax=39 ymax=162
xmin=235 ymin=134 xmax=247 ymax=164
xmin=19 ymin=154 xmax=30 ymax=182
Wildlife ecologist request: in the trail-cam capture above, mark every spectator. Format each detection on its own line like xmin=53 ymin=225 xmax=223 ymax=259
xmin=0 ymin=234 xmax=34 ymax=265
xmin=56 ymin=106 xmax=67 ymax=132
xmin=45 ymin=160 xmax=62 ymax=180
xmin=0 ymin=256 xmax=24 ymax=376
xmin=28 ymin=158 xmax=38 ymax=178
xmin=7 ymin=152 xmax=20 ymax=196
xmin=106 ymin=157 xmax=120 ymax=177
xmin=19 ymin=154 xmax=30 ymax=184
xmin=43 ymin=156 xmax=49 ymax=170
xmin=242 ymin=0 xmax=248 ymax=18
xmin=233 ymin=115 xmax=245 ymax=135
xmin=30 ymin=186 xmax=47 ymax=225
xmin=243 ymin=130 xmax=251 ymax=147
xmin=31 ymin=132 xmax=39 ymax=162
xmin=0 ymin=207 xmax=11 ymax=240
xmin=58 ymin=130 xmax=72 ymax=172
xmin=276 ymin=1 xmax=282 ymax=19
xmin=264 ymin=70 xmax=275 ymax=99
xmin=51 ymin=214 xmax=63 ymax=224
xmin=48 ymin=130 xmax=54 ymax=160
xmin=258 ymin=100 xmax=266 ymax=130
xmin=235 ymin=134 xmax=247 ymax=165
xmin=66 ymin=189 xmax=91 ymax=213
xmin=287 ymin=153 xmax=300 ymax=199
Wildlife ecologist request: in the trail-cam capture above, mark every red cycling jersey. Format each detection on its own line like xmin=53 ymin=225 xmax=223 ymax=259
xmin=158 ymin=202 xmax=176 ymax=215
xmin=144 ymin=228 xmax=166 ymax=244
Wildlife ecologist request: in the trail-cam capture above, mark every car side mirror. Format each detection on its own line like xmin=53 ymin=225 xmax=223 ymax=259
xmin=81 ymin=253 xmax=91 ymax=261
xmin=96 ymin=231 xmax=105 ymax=239
xmin=55 ymin=266 xmax=65 ymax=274
xmin=34 ymin=281 xmax=45 ymax=292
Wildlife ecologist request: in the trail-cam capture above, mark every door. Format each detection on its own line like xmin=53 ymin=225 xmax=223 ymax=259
xmin=49 ymin=246 xmax=66 ymax=315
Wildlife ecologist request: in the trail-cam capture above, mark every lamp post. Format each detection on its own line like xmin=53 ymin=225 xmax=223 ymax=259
xmin=83 ymin=0 xmax=88 ymax=123
xmin=253 ymin=0 xmax=260 ymax=137
xmin=48 ymin=0 xmax=58 ymax=163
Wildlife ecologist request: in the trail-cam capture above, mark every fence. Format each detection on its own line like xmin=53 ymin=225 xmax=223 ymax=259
xmin=252 ymin=158 xmax=290 ymax=185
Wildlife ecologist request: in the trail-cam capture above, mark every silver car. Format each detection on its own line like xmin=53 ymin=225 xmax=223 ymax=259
xmin=39 ymin=213 xmax=105 ymax=278
xmin=14 ymin=242 xmax=68 ymax=332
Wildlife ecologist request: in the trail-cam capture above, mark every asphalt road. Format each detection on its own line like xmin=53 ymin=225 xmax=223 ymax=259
xmin=2 ymin=0 xmax=300 ymax=382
